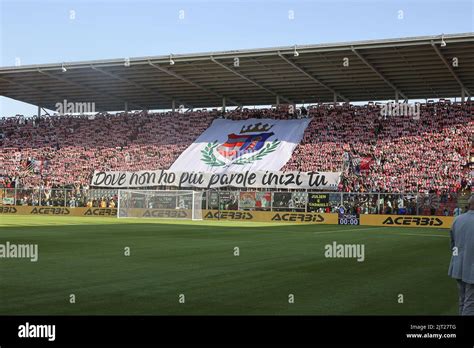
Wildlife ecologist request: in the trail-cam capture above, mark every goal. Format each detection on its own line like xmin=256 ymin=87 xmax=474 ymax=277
xmin=117 ymin=189 xmax=203 ymax=220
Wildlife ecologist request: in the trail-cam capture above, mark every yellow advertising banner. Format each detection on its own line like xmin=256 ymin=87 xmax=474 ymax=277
xmin=0 ymin=206 xmax=189 ymax=219
xmin=118 ymin=208 xmax=191 ymax=219
xmin=0 ymin=206 xmax=117 ymax=217
xmin=203 ymin=210 xmax=339 ymax=224
xmin=0 ymin=205 xmax=454 ymax=228
xmin=360 ymin=214 xmax=453 ymax=229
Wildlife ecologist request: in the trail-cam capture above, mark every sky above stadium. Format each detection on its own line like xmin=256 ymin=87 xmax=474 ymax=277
xmin=0 ymin=0 xmax=472 ymax=116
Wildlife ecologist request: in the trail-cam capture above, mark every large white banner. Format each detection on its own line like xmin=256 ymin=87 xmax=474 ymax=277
xmin=169 ymin=118 xmax=311 ymax=172
xmin=91 ymin=170 xmax=341 ymax=190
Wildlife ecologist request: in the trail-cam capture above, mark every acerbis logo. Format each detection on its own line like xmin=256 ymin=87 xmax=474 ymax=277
xmin=204 ymin=211 xmax=253 ymax=220
xmin=84 ymin=208 xmax=118 ymax=216
xmin=272 ymin=213 xmax=325 ymax=223
xmin=0 ymin=206 xmax=17 ymax=214
xmin=30 ymin=207 xmax=70 ymax=215
xmin=142 ymin=210 xmax=188 ymax=218
xmin=382 ymin=216 xmax=443 ymax=226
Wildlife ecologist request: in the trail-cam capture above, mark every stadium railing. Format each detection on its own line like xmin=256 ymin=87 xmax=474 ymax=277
xmin=0 ymin=187 xmax=469 ymax=217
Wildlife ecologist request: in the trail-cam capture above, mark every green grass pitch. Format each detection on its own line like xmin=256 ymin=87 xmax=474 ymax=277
xmin=0 ymin=216 xmax=458 ymax=315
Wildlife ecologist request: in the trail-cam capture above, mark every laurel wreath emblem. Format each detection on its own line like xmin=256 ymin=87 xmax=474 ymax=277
xmin=201 ymin=140 xmax=281 ymax=167
xmin=200 ymin=141 xmax=226 ymax=167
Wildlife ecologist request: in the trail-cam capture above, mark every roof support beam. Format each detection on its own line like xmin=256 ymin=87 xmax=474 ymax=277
xmin=210 ymin=56 xmax=293 ymax=104
xmin=147 ymin=60 xmax=242 ymax=107
xmin=351 ymin=46 xmax=408 ymax=100
xmin=0 ymin=76 xmax=66 ymax=107
xmin=430 ymin=40 xmax=471 ymax=97
xmin=41 ymin=107 xmax=51 ymax=116
xmin=37 ymin=69 xmax=145 ymax=110
xmin=277 ymin=51 xmax=348 ymax=102
xmin=315 ymin=52 xmax=378 ymax=101
xmin=392 ymin=47 xmax=440 ymax=98
xmin=90 ymin=66 xmax=191 ymax=108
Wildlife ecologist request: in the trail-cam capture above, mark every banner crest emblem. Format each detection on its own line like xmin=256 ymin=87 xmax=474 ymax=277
xmin=201 ymin=122 xmax=280 ymax=166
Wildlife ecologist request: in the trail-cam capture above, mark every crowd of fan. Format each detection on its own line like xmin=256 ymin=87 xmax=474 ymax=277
xmin=283 ymin=101 xmax=473 ymax=194
xmin=0 ymin=110 xmax=217 ymax=188
xmin=0 ymin=101 xmax=472 ymax=197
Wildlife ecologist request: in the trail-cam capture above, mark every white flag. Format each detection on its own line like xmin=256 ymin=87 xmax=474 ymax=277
xmin=170 ymin=118 xmax=311 ymax=173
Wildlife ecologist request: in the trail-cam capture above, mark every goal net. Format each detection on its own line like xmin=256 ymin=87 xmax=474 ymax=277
xmin=117 ymin=190 xmax=203 ymax=220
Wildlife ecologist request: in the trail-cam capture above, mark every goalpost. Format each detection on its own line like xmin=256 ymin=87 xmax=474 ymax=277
xmin=117 ymin=189 xmax=203 ymax=220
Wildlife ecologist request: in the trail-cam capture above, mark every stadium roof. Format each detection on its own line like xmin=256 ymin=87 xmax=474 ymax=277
xmin=0 ymin=33 xmax=473 ymax=111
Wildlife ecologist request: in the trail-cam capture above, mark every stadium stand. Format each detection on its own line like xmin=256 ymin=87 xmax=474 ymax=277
xmin=1 ymin=101 xmax=472 ymax=199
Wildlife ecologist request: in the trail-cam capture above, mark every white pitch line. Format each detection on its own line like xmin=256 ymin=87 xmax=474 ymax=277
xmin=313 ymin=227 xmax=387 ymax=234
xmin=313 ymin=227 xmax=449 ymax=238
xmin=389 ymin=232 xmax=449 ymax=238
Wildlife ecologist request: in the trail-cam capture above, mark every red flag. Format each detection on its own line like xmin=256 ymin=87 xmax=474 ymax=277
xmin=360 ymin=157 xmax=373 ymax=171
